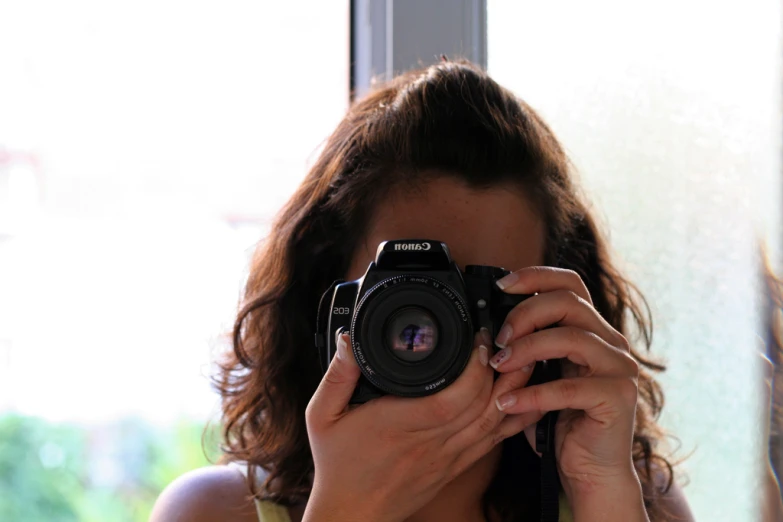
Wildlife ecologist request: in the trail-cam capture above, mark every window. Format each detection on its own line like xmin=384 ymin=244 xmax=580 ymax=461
xmin=0 ymin=2 xmax=349 ymax=519
xmin=489 ymin=1 xmax=782 ymax=519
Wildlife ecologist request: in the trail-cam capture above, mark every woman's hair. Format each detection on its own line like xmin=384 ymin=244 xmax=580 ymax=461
xmin=215 ymin=59 xmax=674 ymax=520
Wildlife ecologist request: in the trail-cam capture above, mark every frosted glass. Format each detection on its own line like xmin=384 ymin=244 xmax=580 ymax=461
xmin=489 ymin=1 xmax=782 ymax=520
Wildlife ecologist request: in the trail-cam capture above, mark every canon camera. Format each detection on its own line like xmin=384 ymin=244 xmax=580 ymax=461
xmin=314 ymin=239 xmax=559 ymax=403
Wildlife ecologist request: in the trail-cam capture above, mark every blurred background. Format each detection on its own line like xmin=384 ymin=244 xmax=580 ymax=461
xmin=0 ymin=1 xmax=780 ymax=520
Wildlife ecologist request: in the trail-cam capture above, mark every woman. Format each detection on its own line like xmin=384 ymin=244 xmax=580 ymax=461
xmin=150 ymin=60 xmax=693 ymax=521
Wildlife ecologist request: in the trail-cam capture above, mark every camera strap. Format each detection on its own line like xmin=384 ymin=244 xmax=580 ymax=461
xmin=537 ymin=410 xmax=560 ymax=522
xmin=532 ymin=357 xmax=561 ymax=522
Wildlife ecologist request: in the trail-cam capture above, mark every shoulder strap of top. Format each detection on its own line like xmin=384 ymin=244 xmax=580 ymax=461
xmin=228 ymin=462 xmax=291 ymax=522
xmin=254 ymin=499 xmax=292 ymax=522
xmin=559 ymin=491 xmax=573 ymax=522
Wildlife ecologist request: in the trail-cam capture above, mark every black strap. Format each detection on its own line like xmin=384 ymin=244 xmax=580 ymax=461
xmin=529 ymin=359 xmax=561 ymax=522
xmin=536 ymin=406 xmax=560 ymax=521
xmin=539 ymin=423 xmax=560 ymax=521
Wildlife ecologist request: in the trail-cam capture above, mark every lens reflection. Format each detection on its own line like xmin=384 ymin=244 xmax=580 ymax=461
xmin=385 ymin=307 xmax=438 ymax=362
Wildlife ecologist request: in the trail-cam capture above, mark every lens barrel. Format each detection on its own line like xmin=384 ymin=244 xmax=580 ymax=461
xmin=351 ymin=275 xmax=473 ymax=396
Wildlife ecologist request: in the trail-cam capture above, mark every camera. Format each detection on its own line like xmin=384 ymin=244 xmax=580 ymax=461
xmin=314 ymin=239 xmax=559 ymax=403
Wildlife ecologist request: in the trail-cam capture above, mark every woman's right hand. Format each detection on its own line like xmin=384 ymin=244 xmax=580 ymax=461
xmin=303 ymin=330 xmax=539 ymax=522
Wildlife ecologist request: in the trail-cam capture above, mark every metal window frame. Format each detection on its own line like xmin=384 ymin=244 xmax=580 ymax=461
xmin=351 ymin=0 xmax=487 ymax=100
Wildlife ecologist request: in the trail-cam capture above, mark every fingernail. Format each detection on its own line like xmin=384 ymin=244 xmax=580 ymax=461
xmin=480 ymin=327 xmax=492 ymax=346
xmin=496 ymin=394 xmax=517 ymax=411
xmin=489 ymin=348 xmax=510 ymax=369
xmin=495 ymin=324 xmax=513 ymax=348
xmin=495 ymin=272 xmax=519 ymax=290
xmin=521 ymin=363 xmax=533 ymax=373
xmin=479 ymin=345 xmax=489 ymax=366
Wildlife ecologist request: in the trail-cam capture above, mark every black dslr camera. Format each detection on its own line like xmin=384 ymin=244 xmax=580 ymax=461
xmin=314 ymin=239 xmax=559 ymax=403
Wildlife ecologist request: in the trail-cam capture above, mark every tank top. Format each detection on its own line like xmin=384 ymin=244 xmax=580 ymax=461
xmin=254 ymin=500 xmax=294 ymax=522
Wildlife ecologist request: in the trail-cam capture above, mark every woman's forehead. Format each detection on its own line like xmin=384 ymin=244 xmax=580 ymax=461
xmin=347 ymin=177 xmax=546 ymax=279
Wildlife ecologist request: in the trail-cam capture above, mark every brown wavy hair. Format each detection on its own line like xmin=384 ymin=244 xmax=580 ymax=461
xmin=215 ymin=59 xmax=674 ymax=521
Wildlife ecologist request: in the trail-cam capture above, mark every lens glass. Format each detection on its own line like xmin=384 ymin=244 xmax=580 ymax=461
xmin=385 ymin=307 xmax=439 ymax=362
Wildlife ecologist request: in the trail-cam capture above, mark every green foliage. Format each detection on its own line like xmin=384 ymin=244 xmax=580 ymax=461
xmin=0 ymin=413 xmax=219 ymax=522
xmin=0 ymin=414 xmax=85 ymax=522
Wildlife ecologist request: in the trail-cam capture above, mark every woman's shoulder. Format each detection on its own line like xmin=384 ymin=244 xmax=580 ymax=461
xmin=148 ymin=465 xmax=262 ymax=522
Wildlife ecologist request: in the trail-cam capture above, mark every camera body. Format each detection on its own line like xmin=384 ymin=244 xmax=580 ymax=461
xmin=315 ymin=239 xmax=559 ymax=403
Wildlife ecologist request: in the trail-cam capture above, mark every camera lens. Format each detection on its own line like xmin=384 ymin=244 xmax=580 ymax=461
xmin=385 ymin=307 xmax=439 ymax=362
xmin=353 ymin=275 xmax=473 ymax=397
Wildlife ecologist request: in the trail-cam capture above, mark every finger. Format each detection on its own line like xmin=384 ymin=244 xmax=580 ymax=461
xmin=439 ymin=364 xmax=497 ymax=444
xmin=440 ymin=347 xmax=496 ymax=435
xmin=306 ymin=332 xmax=361 ymax=427
xmin=445 ymin=427 xmax=503 ymax=481
xmin=490 ymin=327 xmax=638 ymax=378
xmin=423 ymin=332 xmax=496 ymax=439
xmin=383 ymin=331 xmax=493 ymax=430
xmin=496 ymin=266 xmax=592 ymax=305
xmin=495 ymin=377 xmax=638 ymax=425
xmin=447 ymin=409 xmax=544 ymax=480
xmin=442 ymin=364 xmax=536 ymax=453
xmin=496 ymin=409 xmax=546 ymax=446
xmin=494 ymin=290 xmax=628 ymax=351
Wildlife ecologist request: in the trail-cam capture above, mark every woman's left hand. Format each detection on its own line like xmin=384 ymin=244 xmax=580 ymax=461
xmin=488 ymin=266 xmax=647 ymax=517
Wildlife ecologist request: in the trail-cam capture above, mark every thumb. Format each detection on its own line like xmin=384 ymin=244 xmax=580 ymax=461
xmin=309 ymin=331 xmax=362 ymax=422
